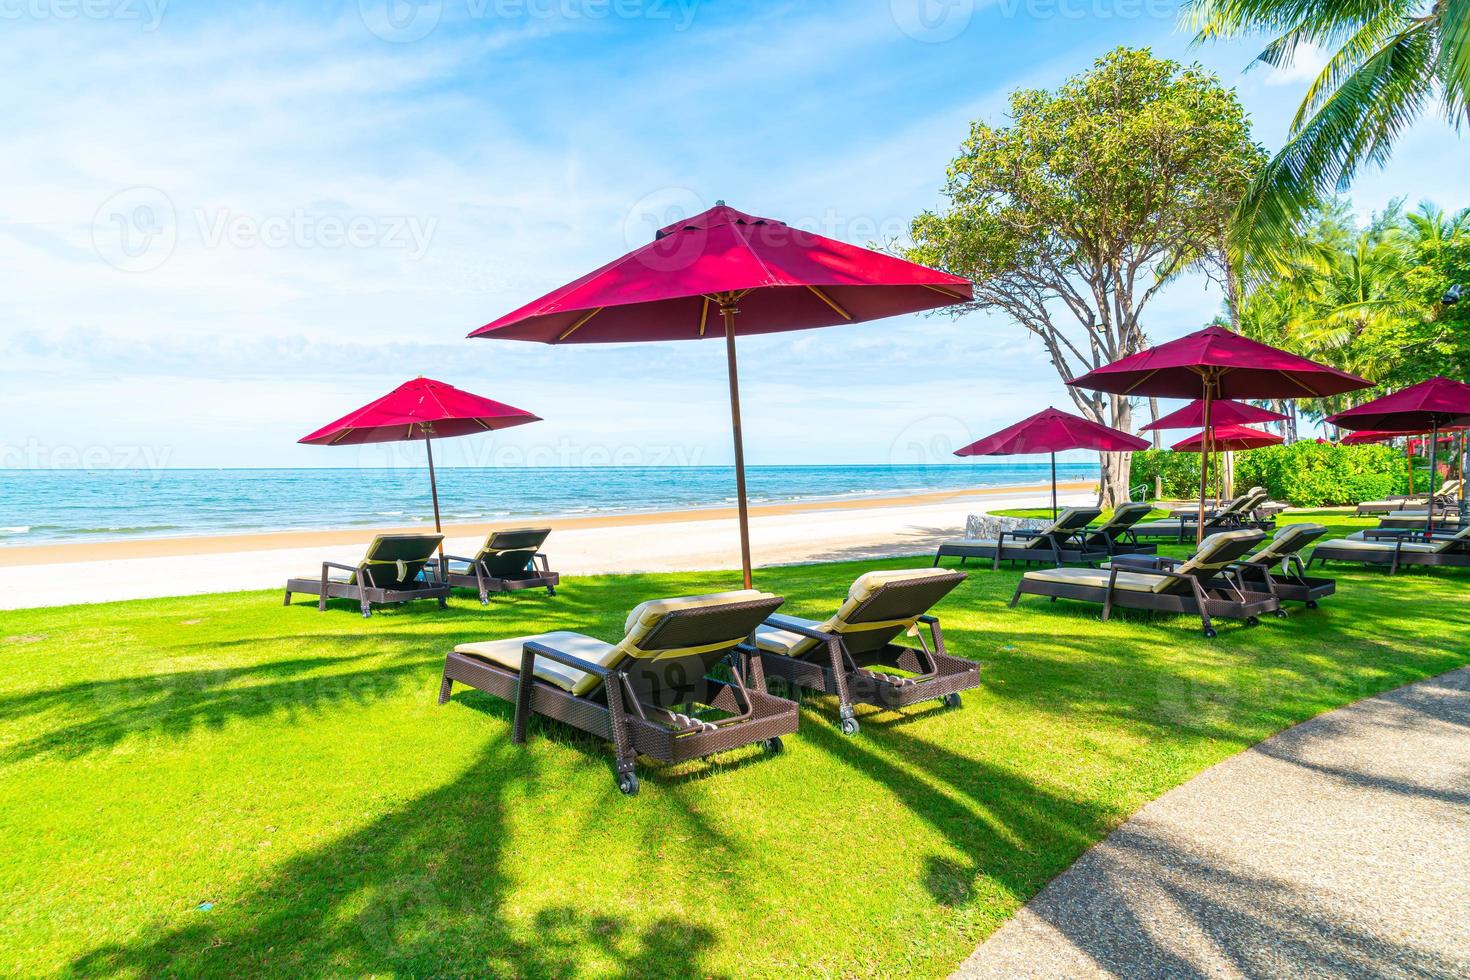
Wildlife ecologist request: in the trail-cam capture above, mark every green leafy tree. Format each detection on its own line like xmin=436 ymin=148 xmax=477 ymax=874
xmin=1184 ymin=0 xmax=1470 ymax=269
xmin=907 ymin=48 xmax=1263 ymax=505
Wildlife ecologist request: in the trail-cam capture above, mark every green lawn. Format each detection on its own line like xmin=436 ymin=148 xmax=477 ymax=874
xmin=1 ymin=512 xmax=1466 ymax=977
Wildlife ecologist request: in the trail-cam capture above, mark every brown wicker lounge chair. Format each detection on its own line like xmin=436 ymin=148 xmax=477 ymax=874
xmin=1308 ymin=525 xmax=1470 ymax=575
xmin=1354 ymin=480 xmax=1461 ymax=516
xmin=750 ymin=569 xmax=974 ymax=735
xmin=932 ymin=506 xmax=1106 ymax=570
xmin=428 ymin=527 xmax=559 ymax=604
xmin=1077 ymin=502 xmax=1158 ymax=557
xmin=439 ymin=590 xmax=795 ymax=795
xmin=1140 ymin=488 xmax=1269 ymax=541
xmin=1226 ymin=523 xmax=1335 ymax=609
xmin=284 ymin=533 xmax=449 ymax=618
xmin=1374 ymin=508 xmax=1463 ymax=529
xmin=1009 ymin=529 xmax=1279 ymax=637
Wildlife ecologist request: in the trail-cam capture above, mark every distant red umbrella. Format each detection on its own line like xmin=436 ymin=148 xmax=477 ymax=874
xmin=1339 ymin=430 xmax=1398 ymax=445
xmin=469 ymin=202 xmax=973 ymax=587
xmin=1171 ymin=424 xmax=1282 ymax=453
xmin=1140 ymin=398 xmax=1287 ymax=431
xmin=1069 ymin=324 xmax=1372 ymax=540
xmin=300 ymin=377 xmax=541 ymax=549
xmin=1328 ymin=377 xmax=1470 ymax=530
xmin=955 ymin=406 xmax=1147 ymax=519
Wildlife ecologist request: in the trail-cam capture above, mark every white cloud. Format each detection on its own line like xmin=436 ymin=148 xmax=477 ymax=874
xmin=1262 ymin=40 xmax=1328 ymax=88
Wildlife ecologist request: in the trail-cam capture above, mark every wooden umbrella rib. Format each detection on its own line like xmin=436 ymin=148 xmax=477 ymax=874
xmin=557 ymin=307 xmax=604 ymax=342
xmin=1121 ymin=369 xmax=1160 ymax=396
xmin=805 ymin=284 xmax=852 ymax=320
xmin=699 ymin=296 xmax=710 ymax=336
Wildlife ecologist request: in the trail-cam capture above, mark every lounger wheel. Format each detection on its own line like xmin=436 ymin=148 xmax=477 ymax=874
xmin=941 ymin=692 xmax=962 ymax=709
xmin=839 ymin=716 xmax=860 ymax=737
xmin=1246 ymin=616 xmax=1260 ymax=627
xmin=1305 ymin=599 xmax=1319 ymax=609
xmin=617 ymin=772 xmax=640 ymax=796
xmin=1274 ymin=609 xmax=1289 ymax=618
xmin=1202 ymin=627 xmax=1218 ymax=639
xmin=761 ymin=737 xmax=784 ymax=755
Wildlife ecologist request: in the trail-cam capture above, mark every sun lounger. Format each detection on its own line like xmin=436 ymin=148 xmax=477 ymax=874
xmin=1309 ymin=524 xmax=1470 ymax=575
xmin=1354 ymin=480 xmax=1462 ymax=516
xmin=749 ymin=569 xmax=974 ymax=735
xmin=284 ymin=533 xmax=449 ymax=618
xmin=932 ymin=506 xmax=1107 ymax=570
xmin=1227 ymin=523 xmax=1335 ymax=609
xmin=439 ymin=590 xmax=795 ymax=795
xmin=429 ymin=527 xmax=559 ymax=604
xmin=1374 ymin=509 xmax=1463 ymax=529
xmin=1137 ymin=488 xmax=1269 ymax=541
xmin=1077 ymin=502 xmax=1158 ymax=557
xmin=1009 ymin=529 xmax=1279 ymax=637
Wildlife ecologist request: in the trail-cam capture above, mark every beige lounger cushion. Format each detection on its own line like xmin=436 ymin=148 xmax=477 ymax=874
xmin=752 ymin=568 xmax=954 ymax=658
xmin=295 ymin=570 xmax=356 ymax=584
xmin=1244 ymin=523 xmax=1322 ymax=565
xmin=455 ymin=631 xmax=620 ymax=694
xmin=1019 ymin=566 xmax=1163 ymax=593
xmin=1322 ymin=537 xmax=1442 ymax=555
xmin=457 ymin=590 xmax=775 ymax=697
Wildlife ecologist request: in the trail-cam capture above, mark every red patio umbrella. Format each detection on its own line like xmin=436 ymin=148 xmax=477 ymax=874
xmin=299 ymin=377 xmax=541 ymax=551
xmin=954 ymin=406 xmax=1148 ymax=519
xmin=1068 ymin=324 xmax=1372 ymax=541
xmin=1328 ymin=377 xmax=1470 ymax=529
xmin=1171 ymin=424 xmax=1282 ymax=453
xmin=1140 ymin=398 xmax=1287 ymax=431
xmin=469 ymin=202 xmax=973 ymax=587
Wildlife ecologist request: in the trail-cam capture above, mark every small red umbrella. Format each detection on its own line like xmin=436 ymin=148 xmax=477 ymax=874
xmin=955 ymin=406 xmax=1148 ymax=519
xmin=470 ymin=202 xmax=973 ymax=587
xmin=1327 ymin=377 xmax=1470 ymax=530
xmin=1171 ymin=424 xmax=1283 ymax=453
xmin=299 ymin=377 xmax=541 ymax=549
xmin=1068 ymin=324 xmax=1372 ymax=540
xmin=1140 ymin=398 xmax=1287 ymax=431
xmin=1339 ymin=430 xmax=1399 ymax=445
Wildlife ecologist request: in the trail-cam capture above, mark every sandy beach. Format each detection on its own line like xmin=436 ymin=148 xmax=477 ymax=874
xmin=0 ymin=481 xmax=1092 ymax=609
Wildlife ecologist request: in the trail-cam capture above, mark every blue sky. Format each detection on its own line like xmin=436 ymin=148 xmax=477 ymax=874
xmin=1 ymin=0 xmax=1464 ymax=470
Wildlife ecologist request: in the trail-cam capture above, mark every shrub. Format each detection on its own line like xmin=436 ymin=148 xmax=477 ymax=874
xmin=1131 ymin=441 xmax=1407 ymax=506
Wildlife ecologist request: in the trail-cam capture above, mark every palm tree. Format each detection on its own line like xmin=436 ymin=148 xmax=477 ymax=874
xmin=1184 ymin=0 xmax=1470 ymax=272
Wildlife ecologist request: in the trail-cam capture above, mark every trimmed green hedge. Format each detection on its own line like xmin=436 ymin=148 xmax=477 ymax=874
xmin=1132 ymin=442 xmax=1408 ymax=506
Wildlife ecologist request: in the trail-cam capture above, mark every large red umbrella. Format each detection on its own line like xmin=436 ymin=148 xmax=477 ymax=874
xmin=1068 ymin=324 xmax=1372 ymax=540
xmin=1171 ymin=424 xmax=1282 ymax=453
xmin=1140 ymin=398 xmax=1287 ymax=431
xmin=1327 ymin=377 xmax=1470 ymax=528
xmin=469 ymin=202 xmax=973 ymax=587
xmin=299 ymin=377 xmax=541 ymax=550
xmin=955 ymin=406 xmax=1148 ymax=519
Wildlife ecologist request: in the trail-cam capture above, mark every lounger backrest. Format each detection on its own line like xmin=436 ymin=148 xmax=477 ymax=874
xmin=1022 ymin=506 xmax=1103 ymax=546
xmin=357 ymin=534 xmax=444 ymax=588
xmin=608 ymin=590 xmax=785 ymax=706
xmin=474 ymin=527 xmax=552 ymax=576
xmin=1435 ymin=480 xmax=1463 ymax=499
xmin=1090 ymin=502 xmax=1153 ymax=538
xmin=782 ymin=568 xmax=966 ymax=659
xmin=1246 ymin=523 xmax=1326 ymax=565
xmin=1431 ymin=525 xmax=1470 ymax=553
xmin=1151 ymin=529 xmax=1265 ymax=594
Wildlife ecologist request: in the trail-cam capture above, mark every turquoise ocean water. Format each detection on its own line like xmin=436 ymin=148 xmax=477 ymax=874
xmin=0 ymin=464 xmax=1099 ymax=546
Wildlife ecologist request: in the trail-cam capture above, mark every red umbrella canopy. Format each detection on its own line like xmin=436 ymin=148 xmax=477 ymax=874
xmin=299 ymin=377 xmax=540 ymax=446
xmin=1068 ymin=325 xmax=1371 ymax=400
xmin=1140 ymin=398 xmax=1288 ymax=431
xmin=1339 ymin=430 xmax=1400 ymax=445
xmin=1171 ymin=424 xmax=1283 ymax=453
xmin=955 ymin=406 xmax=1148 ymax=456
xmin=468 ymin=204 xmax=974 ymax=343
xmin=1325 ymin=376 xmax=1470 ymax=432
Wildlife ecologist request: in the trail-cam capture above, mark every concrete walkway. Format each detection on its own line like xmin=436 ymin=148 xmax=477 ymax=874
xmin=955 ymin=666 xmax=1470 ymax=979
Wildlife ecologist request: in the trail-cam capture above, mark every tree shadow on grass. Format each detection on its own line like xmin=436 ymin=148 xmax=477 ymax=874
xmin=65 ymin=738 xmax=727 ymax=979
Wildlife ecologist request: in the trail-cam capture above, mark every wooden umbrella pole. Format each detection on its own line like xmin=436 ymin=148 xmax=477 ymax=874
xmin=424 ymin=431 xmax=445 ymax=563
xmin=1197 ymin=376 xmax=1214 ymax=544
xmin=1050 ymin=452 xmax=1057 ymax=521
xmin=722 ymin=304 xmax=754 ymax=589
